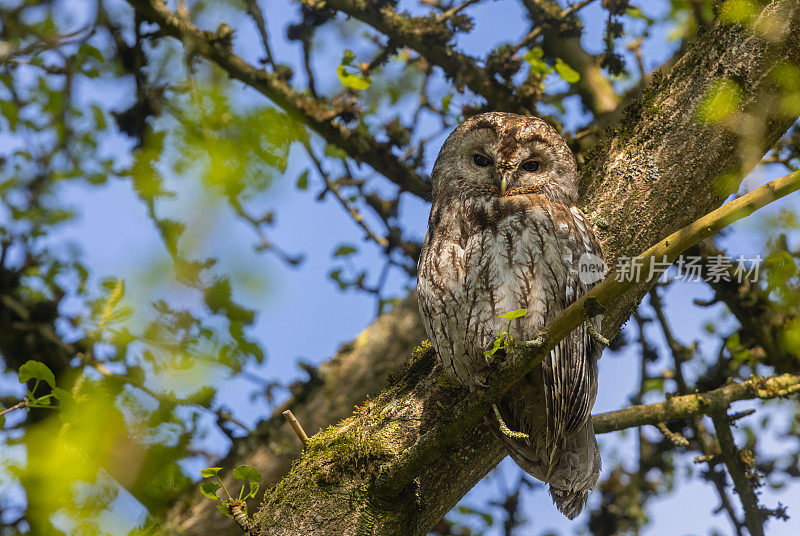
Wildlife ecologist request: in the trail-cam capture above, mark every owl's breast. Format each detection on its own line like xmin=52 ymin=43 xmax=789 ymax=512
xmin=418 ymin=195 xmax=599 ymax=385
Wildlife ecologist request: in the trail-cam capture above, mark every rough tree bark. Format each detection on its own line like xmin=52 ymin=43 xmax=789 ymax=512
xmin=152 ymin=1 xmax=800 ymax=534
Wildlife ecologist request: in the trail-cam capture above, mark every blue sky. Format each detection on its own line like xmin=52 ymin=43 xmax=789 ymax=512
xmin=2 ymin=0 xmax=799 ymax=534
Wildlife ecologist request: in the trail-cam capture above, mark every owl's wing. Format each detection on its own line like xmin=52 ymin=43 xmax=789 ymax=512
xmin=543 ymin=324 xmax=599 ymax=443
xmin=542 ymin=207 xmax=603 ymax=452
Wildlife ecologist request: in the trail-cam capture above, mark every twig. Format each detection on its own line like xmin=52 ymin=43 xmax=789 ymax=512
xmin=243 ymin=0 xmax=275 ymax=67
xmin=227 ymin=196 xmax=304 ymax=265
xmin=228 ymin=501 xmax=253 ymax=535
xmin=304 ymin=143 xmax=389 ymax=248
xmin=711 ymin=411 xmax=765 ymax=536
xmin=513 ymin=0 xmax=597 ymax=53
xmin=297 ymin=0 xmax=524 ymax=112
xmin=492 ymin=403 xmax=529 ymax=439
xmin=728 ymin=409 xmax=756 ymax=423
xmin=436 ymin=0 xmax=481 ymax=21
xmin=283 ymin=410 xmax=309 ymax=445
xmin=0 ymin=400 xmax=28 ymax=418
xmin=694 ymin=454 xmax=719 ymax=464
xmin=655 ymin=422 xmax=689 ymax=447
xmin=585 ymin=319 xmax=609 ymax=346
xmin=650 ymin=285 xmax=745 ymax=535
xmin=593 ymin=374 xmax=800 ymax=434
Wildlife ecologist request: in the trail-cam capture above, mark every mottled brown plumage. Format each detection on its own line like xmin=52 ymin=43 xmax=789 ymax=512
xmin=417 ymin=112 xmax=603 ymax=519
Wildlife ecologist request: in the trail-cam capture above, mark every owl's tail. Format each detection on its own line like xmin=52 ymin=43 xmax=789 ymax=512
xmin=487 ymin=407 xmax=600 ymax=520
xmin=546 ymin=420 xmax=601 ymax=519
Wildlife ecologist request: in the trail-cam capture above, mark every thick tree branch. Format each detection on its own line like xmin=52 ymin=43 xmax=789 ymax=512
xmin=126 ymin=0 xmax=429 ymax=197
xmin=164 ymin=298 xmax=427 ymax=535
xmin=581 ymin=0 xmax=800 ymax=330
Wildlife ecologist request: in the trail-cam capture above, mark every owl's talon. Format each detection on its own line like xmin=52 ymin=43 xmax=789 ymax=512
xmin=585 ymin=321 xmax=609 ymax=346
xmin=493 ymin=404 xmax=530 ymax=440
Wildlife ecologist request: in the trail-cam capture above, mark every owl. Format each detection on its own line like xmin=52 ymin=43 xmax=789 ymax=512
xmin=417 ymin=112 xmax=603 ymax=519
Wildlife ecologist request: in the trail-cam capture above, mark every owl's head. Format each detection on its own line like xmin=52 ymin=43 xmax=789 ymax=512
xmin=430 ymin=112 xmax=578 ymax=205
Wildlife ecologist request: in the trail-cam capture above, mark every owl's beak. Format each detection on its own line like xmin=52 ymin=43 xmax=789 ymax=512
xmin=498 ymin=172 xmax=515 ymax=195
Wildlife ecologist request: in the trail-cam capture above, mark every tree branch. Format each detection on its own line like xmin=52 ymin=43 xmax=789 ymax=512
xmin=521 ymin=0 xmax=621 ymax=118
xmin=711 ymin=411 xmax=765 ymax=536
xmin=125 ymin=0 xmax=429 ymax=197
xmin=299 ymin=0 xmax=529 ymax=112
xmin=593 ymin=373 xmax=800 ymax=434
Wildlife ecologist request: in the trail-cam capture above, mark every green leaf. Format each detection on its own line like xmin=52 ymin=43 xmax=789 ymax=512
xmin=216 ymin=503 xmax=234 ymax=518
xmin=78 ymin=43 xmax=104 ymax=63
xmin=337 ymin=65 xmax=372 ymax=90
xmin=246 ymin=481 xmax=259 ymax=499
xmin=200 ymin=467 xmax=222 ymax=478
xmin=524 ymin=48 xmax=551 ymax=76
xmin=333 ymin=244 xmax=358 ymax=257
xmin=642 ymin=377 xmax=665 ymax=394
xmin=324 ymin=144 xmax=349 ymax=159
xmin=0 ymin=100 xmax=19 ymax=130
xmin=554 ymin=58 xmax=580 ymax=83
xmin=719 ymin=0 xmax=759 ymax=23
xmin=524 ymin=47 xmax=543 ymax=61
xmin=483 ymin=334 xmax=505 ymax=358
xmin=0 ymin=414 xmax=5 ymax=428
xmin=296 ymin=170 xmax=309 ymax=190
xmin=92 ymin=104 xmax=106 ymax=130
xmin=498 ymin=308 xmax=527 ymax=321
xmin=200 ymin=480 xmax=222 ymax=500
xmin=441 ymin=94 xmax=453 ymax=113
xmin=625 ymin=7 xmax=654 ymax=23
xmin=232 ymin=464 xmax=263 ymax=482
xmin=18 ymin=361 xmax=56 ymax=388
xmin=329 ymin=269 xmax=346 ymax=290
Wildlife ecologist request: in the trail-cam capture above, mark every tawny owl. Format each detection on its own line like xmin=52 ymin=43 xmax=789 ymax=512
xmin=417 ymin=112 xmax=603 ymax=519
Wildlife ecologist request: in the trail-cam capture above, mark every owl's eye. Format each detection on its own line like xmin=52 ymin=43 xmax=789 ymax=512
xmin=473 ymin=154 xmax=493 ymax=167
xmin=521 ymin=160 xmax=540 ymax=172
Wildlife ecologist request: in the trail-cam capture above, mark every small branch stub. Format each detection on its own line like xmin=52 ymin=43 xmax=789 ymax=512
xmin=228 ymin=501 xmax=253 ymax=535
xmin=656 ymin=421 xmax=689 ymax=447
xmin=283 ymin=409 xmax=309 ymax=445
xmin=492 ymin=403 xmax=529 ymax=439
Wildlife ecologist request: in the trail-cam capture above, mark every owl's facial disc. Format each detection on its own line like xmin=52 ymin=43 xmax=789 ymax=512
xmin=431 ymin=113 xmax=579 ymax=205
